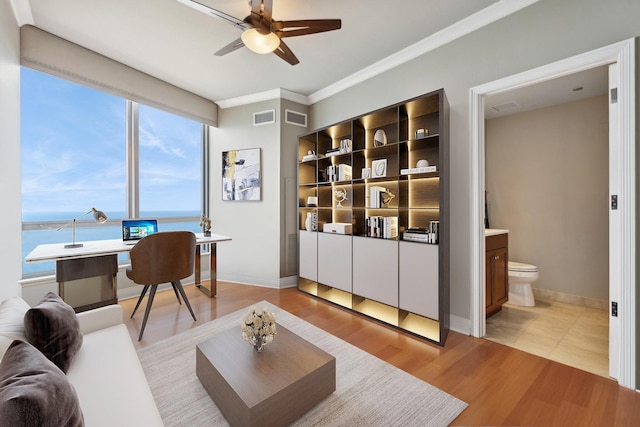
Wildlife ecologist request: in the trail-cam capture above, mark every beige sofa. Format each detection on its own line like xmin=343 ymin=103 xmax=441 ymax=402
xmin=0 ymin=298 xmax=163 ymax=426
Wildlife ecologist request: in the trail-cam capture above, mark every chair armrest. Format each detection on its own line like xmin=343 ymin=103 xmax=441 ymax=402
xmin=77 ymin=305 xmax=124 ymax=335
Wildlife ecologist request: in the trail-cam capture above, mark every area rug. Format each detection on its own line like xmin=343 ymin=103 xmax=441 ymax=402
xmin=137 ymin=301 xmax=467 ymax=426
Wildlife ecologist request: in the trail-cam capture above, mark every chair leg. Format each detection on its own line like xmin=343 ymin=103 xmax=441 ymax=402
xmin=131 ymin=285 xmax=150 ymax=318
xmin=173 ymin=280 xmax=197 ymax=322
xmin=138 ymin=285 xmax=158 ymax=341
xmin=171 ymin=282 xmax=182 ymax=305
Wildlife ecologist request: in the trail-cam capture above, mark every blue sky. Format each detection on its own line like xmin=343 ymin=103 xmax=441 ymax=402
xmin=21 ymin=68 xmax=201 ymax=219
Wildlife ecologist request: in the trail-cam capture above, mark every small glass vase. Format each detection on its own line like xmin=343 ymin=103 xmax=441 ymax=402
xmin=253 ymin=335 xmax=266 ymax=352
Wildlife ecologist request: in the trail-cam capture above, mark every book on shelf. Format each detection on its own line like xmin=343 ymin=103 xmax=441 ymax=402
xmin=325 ymin=147 xmax=345 ymax=157
xmin=400 ymin=166 xmax=437 ymax=175
xmin=301 ymin=154 xmax=318 ymax=162
xmin=338 ymin=164 xmax=352 ymax=181
xmin=365 ymin=216 xmax=398 ymax=239
xmin=368 ymin=186 xmax=388 ymax=208
xmin=325 ymin=163 xmax=352 ymax=182
xmin=403 ymin=232 xmax=430 ymax=243
xmin=403 ymin=221 xmax=439 ymax=244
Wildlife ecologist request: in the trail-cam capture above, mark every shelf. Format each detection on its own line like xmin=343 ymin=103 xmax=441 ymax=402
xmin=317 ymin=180 xmax=352 ymax=186
xmin=297 ymin=88 xmax=449 ymax=346
xmin=355 ymin=234 xmax=399 ymax=241
xmin=414 ymin=134 xmax=440 ymax=140
xmin=402 ymin=172 xmax=439 ymax=179
xmin=319 ymin=152 xmax=351 ymax=161
xmin=400 ymin=239 xmax=439 ymax=246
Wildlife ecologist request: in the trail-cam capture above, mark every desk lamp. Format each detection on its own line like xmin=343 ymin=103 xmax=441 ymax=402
xmin=57 ymin=207 xmax=108 ymax=249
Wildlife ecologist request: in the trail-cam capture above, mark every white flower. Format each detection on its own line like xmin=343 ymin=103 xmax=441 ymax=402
xmin=240 ymin=306 xmax=277 ymax=349
xmin=253 ymin=316 xmax=263 ymax=328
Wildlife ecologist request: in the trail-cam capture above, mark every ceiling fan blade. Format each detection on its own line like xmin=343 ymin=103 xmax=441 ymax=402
xmin=272 ymin=19 xmax=341 ymax=38
xmin=272 ymin=39 xmax=299 ymax=66
xmin=214 ymin=37 xmax=245 ymax=56
xmin=181 ymin=0 xmax=248 ymax=31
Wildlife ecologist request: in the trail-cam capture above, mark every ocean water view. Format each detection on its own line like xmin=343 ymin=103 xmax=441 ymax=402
xmin=22 ymin=211 xmax=201 ymax=276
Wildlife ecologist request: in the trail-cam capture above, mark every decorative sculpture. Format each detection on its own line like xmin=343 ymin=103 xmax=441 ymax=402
xmin=199 ymin=215 xmax=212 ymax=237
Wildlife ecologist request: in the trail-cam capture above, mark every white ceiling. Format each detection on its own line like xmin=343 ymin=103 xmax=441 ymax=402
xmin=10 ymin=0 xmax=603 ymax=115
xmin=12 ymin=0 xmax=537 ymax=106
xmin=484 ymin=65 xmax=609 ymax=120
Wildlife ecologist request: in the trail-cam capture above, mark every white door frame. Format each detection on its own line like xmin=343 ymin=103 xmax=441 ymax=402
xmin=469 ymin=39 xmax=636 ymax=389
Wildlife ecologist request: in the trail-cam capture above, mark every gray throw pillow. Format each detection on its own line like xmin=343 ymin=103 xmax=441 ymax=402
xmin=23 ymin=292 xmax=83 ymax=373
xmin=0 ymin=340 xmax=84 ymax=427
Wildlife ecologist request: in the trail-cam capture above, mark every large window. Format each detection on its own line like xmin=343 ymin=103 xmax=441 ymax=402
xmin=138 ymin=104 xmax=201 ymax=219
xmin=21 ymin=68 xmax=206 ymax=277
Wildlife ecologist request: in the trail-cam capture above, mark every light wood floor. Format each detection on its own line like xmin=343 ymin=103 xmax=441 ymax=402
xmin=120 ymin=281 xmax=640 ymax=426
xmin=486 ymin=300 xmax=609 ymax=378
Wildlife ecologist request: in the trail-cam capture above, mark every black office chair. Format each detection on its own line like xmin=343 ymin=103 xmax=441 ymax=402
xmin=127 ymin=231 xmax=197 ymax=341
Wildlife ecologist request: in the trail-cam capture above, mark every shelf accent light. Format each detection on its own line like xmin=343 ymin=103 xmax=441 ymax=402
xmin=57 ymin=207 xmax=108 ymax=249
xmin=241 ymin=28 xmax=280 ymax=54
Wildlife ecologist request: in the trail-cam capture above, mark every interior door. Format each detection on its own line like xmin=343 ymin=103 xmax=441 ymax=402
xmin=608 ymin=62 xmax=619 ymax=380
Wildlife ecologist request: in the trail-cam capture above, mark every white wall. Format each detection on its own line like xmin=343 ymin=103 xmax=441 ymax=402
xmin=308 ymin=0 xmax=640 ymax=325
xmin=210 ymin=99 xmax=306 ymax=287
xmin=486 ymin=95 xmax=609 ymax=301
xmin=210 ymin=100 xmax=287 ymax=287
xmin=0 ymin=0 xmax=23 ymax=300
xmin=279 ymin=100 xmax=308 ymax=277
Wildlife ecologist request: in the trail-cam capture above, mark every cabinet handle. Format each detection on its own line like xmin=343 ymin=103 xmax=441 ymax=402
xmin=495 ymin=255 xmax=500 ymax=260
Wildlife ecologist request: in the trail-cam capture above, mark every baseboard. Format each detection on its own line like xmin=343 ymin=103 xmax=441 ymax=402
xmin=532 ymin=288 xmax=608 ymax=311
xmin=217 ymin=274 xmax=299 ymax=289
xmin=449 ymin=314 xmax=470 ymax=335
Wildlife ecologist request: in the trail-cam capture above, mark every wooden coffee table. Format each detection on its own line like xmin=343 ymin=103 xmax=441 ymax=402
xmin=196 ymin=325 xmax=336 ymax=427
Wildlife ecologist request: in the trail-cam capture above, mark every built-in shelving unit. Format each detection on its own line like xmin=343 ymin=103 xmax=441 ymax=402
xmin=297 ymin=89 xmax=449 ymax=345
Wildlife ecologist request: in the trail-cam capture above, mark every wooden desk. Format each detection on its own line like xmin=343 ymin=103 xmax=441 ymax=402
xmin=25 ymin=233 xmax=231 ymax=310
xmin=196 ymin=326 xmax=336 ymax=427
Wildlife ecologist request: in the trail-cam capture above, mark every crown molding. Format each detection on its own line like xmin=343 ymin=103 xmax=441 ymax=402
xmin=215 ymin=0 xmax=538 ymax=109
xmin=216 ymin=88 xmax=309 ymax=109
xmin=308 ymin=0 xmax=539 ymax=104
xmin=10 ymin=0 xmax=34 ymax=26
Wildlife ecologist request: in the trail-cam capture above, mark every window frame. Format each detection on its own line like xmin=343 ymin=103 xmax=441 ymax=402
xmin=21 ymin=75 xmax=210 ymax=279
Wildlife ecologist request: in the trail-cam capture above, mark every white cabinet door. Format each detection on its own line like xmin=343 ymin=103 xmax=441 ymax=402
xmin=353 ymin=236 xmax=398 ymax=307
xmin=299 ymin=230 xmax=317 ymax=281
xmin=318 ymin=233 xmax=352 ymax=293
xmin=399 ymin=241 xmax=439 ymax=320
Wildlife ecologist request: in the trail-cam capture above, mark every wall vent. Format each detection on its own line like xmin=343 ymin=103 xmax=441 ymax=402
xmin=285 ymin=109 xmax=307 ymax=127
xmin=490 ymin=101 xmax=520 ymax=112
xmin=253 ymin=109 xmax=276 ymax=126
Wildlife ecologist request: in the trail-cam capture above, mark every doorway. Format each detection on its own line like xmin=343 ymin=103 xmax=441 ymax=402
xmin=469 ymin=39 xmax=636 ymax=389
xmin=483 ymin=72 xmax=609 ymax=377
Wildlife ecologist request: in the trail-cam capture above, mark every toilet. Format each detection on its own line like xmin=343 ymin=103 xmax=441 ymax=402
xmin=507 ymin=261 xmax=539 ymax=306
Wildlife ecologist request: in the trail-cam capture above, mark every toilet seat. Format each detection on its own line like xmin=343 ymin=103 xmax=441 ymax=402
xmin=507 ymin=261 xmax=538 ymax=307
xmin=508 ymin=261 xmax=538 ymax=273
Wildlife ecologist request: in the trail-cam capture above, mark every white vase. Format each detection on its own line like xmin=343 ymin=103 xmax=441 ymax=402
xmin=305 ymin=213 xmax=318 ymax=231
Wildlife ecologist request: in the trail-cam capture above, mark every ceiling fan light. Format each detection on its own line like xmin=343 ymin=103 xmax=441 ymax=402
xmin=241 ymin=28 xmax=280 ymax=54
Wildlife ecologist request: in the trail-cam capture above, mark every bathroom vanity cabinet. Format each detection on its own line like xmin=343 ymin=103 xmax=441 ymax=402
xmin=486 ymin=232 xmax=508 ymax=317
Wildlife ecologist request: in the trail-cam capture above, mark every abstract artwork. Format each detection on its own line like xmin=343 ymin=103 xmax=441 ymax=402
xmin=222 ymin=148 xmax=261 ymax=201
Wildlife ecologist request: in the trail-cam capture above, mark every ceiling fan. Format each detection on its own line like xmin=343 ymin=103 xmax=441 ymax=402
xmin=185 ymin=0 xmax=341 ymax=65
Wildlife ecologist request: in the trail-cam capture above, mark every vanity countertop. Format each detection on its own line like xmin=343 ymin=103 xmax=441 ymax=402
xmin=485 ymin=228 xmax=509 ymax=237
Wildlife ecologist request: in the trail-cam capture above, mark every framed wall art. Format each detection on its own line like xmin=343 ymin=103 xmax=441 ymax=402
xmin=222 ymin=148 xmax=261 ymax=201
xmin=371 ymin=158 xmax=387 ymax=178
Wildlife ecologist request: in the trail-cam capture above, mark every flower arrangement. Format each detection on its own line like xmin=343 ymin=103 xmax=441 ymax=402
xmin=241 ymin=306 xmax=277 ymax=352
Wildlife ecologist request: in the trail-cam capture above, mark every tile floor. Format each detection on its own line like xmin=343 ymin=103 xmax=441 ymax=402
xmin=484 ymin=299 xmax=610 ymax=378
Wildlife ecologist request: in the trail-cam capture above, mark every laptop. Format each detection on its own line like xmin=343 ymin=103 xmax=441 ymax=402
xmin=122 ymin=219 xmax=158 ymax=245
